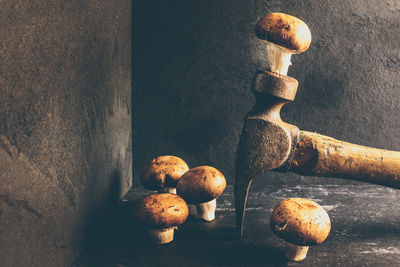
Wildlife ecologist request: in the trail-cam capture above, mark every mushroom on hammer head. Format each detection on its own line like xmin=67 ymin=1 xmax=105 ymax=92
xmin=141 ymin=155 xmax=189 ymax=194
xmin=255 ymin=13 xmax=311 ymax=75
xmin=176 ymin=166 xmax=226 ymax=221
xmin=133 ymin=193 xmax=189 ymax=244
xmin=270 ymin=198 xmax=331 ymax=261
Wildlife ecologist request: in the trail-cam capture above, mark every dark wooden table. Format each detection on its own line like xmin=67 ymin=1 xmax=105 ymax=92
xmin=75 ymin=182 xmax=400 ymax=266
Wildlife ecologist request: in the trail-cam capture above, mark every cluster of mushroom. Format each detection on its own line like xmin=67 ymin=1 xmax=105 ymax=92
xmin=134 ymin=12 xmax=330 ymax=261
xmin=133 ymin=155 xmax=226 ymax=244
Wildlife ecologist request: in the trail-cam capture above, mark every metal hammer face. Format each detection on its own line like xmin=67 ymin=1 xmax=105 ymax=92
xmin=235 ymin=71 xmax=299 ymax=237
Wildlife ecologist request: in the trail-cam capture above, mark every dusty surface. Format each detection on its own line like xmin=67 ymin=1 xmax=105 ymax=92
xmin=0 ymin=1 xmax=131 ymax=266
xmin=75 ymin=183 xmax=400 ymax=266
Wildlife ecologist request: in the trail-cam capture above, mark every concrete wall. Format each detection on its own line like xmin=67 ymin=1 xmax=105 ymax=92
xmin=133 ymin=0 xmax=400 ymax=185
xmin=0 ymin=1 xmax=131 ymax=266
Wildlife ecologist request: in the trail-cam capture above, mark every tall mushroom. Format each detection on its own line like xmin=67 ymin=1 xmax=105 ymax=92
xmin=270 ymin=198 xmax=331 ymax=261
xmin=176 ymin=166 xmax=226 ymax=221
xmin=255 ymin=13 xmax=311 ymax=75
xmin=141 ymin=155 xmax=189 ymax=194
xmin=133 ymin=193 xmax=189 ymax=244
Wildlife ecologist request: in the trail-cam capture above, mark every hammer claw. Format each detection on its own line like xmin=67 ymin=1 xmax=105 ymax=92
xmin=234 ymin=175 xmax=253 ymax=237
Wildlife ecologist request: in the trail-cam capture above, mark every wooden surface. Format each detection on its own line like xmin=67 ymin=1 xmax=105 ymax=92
xmin=74 ymin=183 xmax=400 ymax=266
xmin=291 ymin=131 xmax=400 ymax=189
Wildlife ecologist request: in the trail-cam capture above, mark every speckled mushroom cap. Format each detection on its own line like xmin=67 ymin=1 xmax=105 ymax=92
xmin=255 ymin=13 xmax=311 ymax=53
xmin=134 ymin=193 xmax=189 ymax=229
xmin=141 ymin=155 xmax=189 ymax=190
xmin=176 ymin=166 xmax=226 ymax=204
xmin=270 ymin=198 xmax=331 ymax=246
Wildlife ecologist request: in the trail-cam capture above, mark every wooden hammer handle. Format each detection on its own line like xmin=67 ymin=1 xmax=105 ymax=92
xmin=290 ymin=130 xmax=400 ymax=189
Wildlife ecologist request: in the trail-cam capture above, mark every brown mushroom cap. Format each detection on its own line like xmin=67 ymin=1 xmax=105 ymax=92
xmin=141 ymin=155 xmax=189 ymax=190
xmin=255 ymin=13 xmax=311 ymax=53
xmin=176 ymin=166 xmax=226 ymax=204
xmin=134 ymin=193 xmax=189 ymax=229
xmin=270 ymin=198 xmax=331 ymax=246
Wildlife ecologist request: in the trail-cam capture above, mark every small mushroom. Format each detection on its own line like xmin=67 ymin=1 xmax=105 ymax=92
xmin=176 ymin=166 xmax=226 ymax=221
xmin=141 ymin=155 xmax=189 ymax=194
xmin=133 ymin=193 xmax=189 ymax=244
xmin=270 ymin=198 xmax=331 ymax=261
xmin=255 ymin=13 xmax=311 ymax=75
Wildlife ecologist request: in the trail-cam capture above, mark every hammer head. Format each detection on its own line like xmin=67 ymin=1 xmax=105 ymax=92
xmin=238 ymin=71 xmax=299 ymax=175
xmin=234 ymin=71 xmax=299 ymax=236
xmin=236 ymin=118 xmax=297 ymax=177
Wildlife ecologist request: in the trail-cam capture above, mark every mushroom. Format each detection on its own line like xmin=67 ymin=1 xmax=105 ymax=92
xmin=133 ymin=193 xmax=189 ymax=244
xmin=270 ymin=198 xmax=331 ymax=261
xmin=176 ymin=166 xmax=226 ymax=221
xmin=141 ymin=155 xmax=189 ymax=194
xmin=255 ymin=13 xmax=311 ymax=75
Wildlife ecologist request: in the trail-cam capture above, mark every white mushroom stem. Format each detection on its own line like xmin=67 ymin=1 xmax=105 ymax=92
xmin=195 ymin=199 xmax=216 ymax=221
xmin=158 ymin=187 xmax=177 ymax=194
xmin=266 ymin=43 xmax=293 ymax=75
xmin=285 ymin=242 xmax=309 ymax=261
xmin=148 ymin=227 xmax=177 ymax=244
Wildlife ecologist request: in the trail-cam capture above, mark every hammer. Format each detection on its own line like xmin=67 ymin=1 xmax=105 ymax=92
xmin=235 ymin=13 xmax=400 ymax=237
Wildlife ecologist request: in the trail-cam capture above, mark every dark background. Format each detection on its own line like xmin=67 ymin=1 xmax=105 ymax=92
xmin=132 ymin=0 xmax=400 ymax=186
xmin=1 ymin=0 xmax=399 ymax=266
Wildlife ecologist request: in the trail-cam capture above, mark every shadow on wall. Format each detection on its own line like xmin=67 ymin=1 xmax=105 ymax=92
xmin=81 ymin=168 xmax=122 ymax=251
xmin=171 ymin=112 xmax=229 ymax=156
xmin=81 ymin=92 xmax=132 ymax=252
xmin=133 ymin=0 xmax=262 ymax=184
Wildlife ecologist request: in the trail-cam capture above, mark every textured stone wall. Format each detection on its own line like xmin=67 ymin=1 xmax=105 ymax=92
xmin=0 ymin=1 xmax=131 ymax=266
xmin=133 ymin=0 xmax=400 ymax=185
